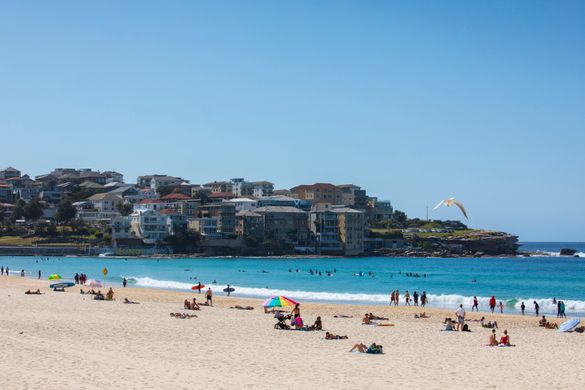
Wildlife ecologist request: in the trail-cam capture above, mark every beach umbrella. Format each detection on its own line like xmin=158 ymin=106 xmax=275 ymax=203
xmin=85 ymin=279 xmax=102 ymax=288
xmin=262 ymin=295 xmax=299 ymax=308
xmin=48 ymin=274 xmax=62 ymax=280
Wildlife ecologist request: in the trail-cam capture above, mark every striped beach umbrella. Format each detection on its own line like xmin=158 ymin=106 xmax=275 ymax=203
xmin=48 ymin=274 xmax=62 ymax=280
xmin=262 ymin=295 xmax=299 ymax=308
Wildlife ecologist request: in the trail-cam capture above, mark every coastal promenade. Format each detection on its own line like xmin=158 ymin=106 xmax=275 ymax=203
xmin=1 ymin=277 xmax=583 ymax=389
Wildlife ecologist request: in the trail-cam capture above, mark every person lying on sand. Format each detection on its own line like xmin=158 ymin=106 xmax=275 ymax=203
xmin=170 ymin=312 xmax=197 ymax=319
xmin=349 ymin=343 xmax=383 ymax=354
xmin=124 ymin=298 xmax=139 ymax=304
xmin=325 ymin=332 xmax=348 ymax=340
xmin=574 ymin=326 xmax=585 ymax=333
xmin=414 ymin=312 xmax=430 ymax=319
xmin=544 ymin=321 xmax=559 ymax=329
xmin=80 ymin=289 xmax=85 ymax=294
xmin=369 ymin=313 xmax=389 ymax=320
xmin=25 ymin=289 xmax=43 ymax=295
xmin=231 ymin=305 xmax=254 ymax=310
xmin=334 ymin=314 xmax=353 ymax=318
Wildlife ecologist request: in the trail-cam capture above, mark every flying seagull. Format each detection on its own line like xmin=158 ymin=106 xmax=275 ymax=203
xmin=433 ymin=198 xmax=468 ymax=219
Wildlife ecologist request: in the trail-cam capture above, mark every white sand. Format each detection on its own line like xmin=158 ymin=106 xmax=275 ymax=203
xmin=1 ymin=277 xmax=584 ymax=389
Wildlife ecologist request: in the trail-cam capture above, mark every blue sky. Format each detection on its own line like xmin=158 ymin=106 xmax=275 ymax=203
xmin=1 ymin=1 xmax=583 ymax=241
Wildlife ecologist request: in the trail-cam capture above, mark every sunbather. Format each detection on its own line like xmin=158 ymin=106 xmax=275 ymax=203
xmin=488 ymin=329 xmax=498 ymax=346
xmin=105 ymin=288 xmax=114 ymax=301
xmin=231 ymin=305 xmax=254 ymax=310
xmin=349 ymin=342 xmax=383 ymax=354
xmin=414 ymin=312 xmax=430 ymax=318
xmin=124 ymin=298 xmax=139 ymax=304
xmin=499 ymin=330 xmax=511 ymax=346
xmin=369 ymin=313 xmax=388 ymax=320
xmin=191 ymin=298 xmax=200 ymax=310
xmin=170 ymin=312 xmax=197 ymax=319
xmin=362 ymin=313 xmax=373 ymax=325
xmin=325 ymin=332 xmax=348 ymax=340
xmin=311 ymin=316 xmax=322 ymax=330
xmin=25 ymin=289 xmax=42 ymax=295
xmin=334 ymin=314 xmax=353 ymax=318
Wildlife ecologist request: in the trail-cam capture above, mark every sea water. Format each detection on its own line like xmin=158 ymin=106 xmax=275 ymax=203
xmin=1 ymin=242 xmax=584 ymax=316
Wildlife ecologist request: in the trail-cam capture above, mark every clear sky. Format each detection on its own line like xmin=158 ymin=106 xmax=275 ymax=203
xmin=1 ymin=1 xmax=584 ymax=241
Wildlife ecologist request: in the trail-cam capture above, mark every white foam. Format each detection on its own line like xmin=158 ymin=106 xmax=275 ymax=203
xmin=129 ymin=276 xmax=585 ymax=314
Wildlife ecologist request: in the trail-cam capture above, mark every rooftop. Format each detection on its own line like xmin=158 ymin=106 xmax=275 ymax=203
xmin=255 ymin=206 xmax=306 ymax=214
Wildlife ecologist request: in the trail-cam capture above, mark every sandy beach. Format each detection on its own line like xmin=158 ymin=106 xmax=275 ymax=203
xmin=1 ymin=277 xmax=583 ymax=390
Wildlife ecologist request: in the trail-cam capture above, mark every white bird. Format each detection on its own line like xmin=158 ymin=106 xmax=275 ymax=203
xmin=433 ymin=198 xmax=468 ymax=219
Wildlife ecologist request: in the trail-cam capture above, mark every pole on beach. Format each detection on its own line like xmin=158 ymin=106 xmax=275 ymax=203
xmin=102 ymin=267 xmax=108 ymax=288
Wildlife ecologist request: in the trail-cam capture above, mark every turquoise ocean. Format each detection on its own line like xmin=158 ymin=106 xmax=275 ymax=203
xmin=1 ymin=242 xmax=584 ymax=316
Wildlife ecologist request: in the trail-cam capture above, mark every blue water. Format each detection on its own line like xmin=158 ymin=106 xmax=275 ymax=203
xmin=1 ymin=242 xmax=584 ymax=315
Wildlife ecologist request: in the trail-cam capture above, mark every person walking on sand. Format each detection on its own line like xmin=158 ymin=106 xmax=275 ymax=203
xmin=395 ymin=290 xmax=400 ymax=306
xmin=455 ymin=304 xmax=466 ymax=331
xmin=38 ymin=270 xmax=41 ymax=279
xmin=206 ymin=288 xmax=213 ymax=306
xmin=405 ymin=291 xmax=411 ymax=306
xmin=421 ymin=291 xmax=427 ymax=307
xmin=1 ymin=266 xmax=4 ymax=275
xmin=489 ymin=296 xmax=496 ymax=313
xmin=557 ymin=301 xmax=562 ymax=318
xmin=123 ymin=277 xmax=127 ymax=288
xmin=499 ymin=301 xmax=504 ymax=314
xmin=521 ymin=302 xmax=526 ymax=315
xmin=534 ymin=301 xmax=539 ymax=316
xmin=472 ymin=296 xmax=479 ymax=311
xmin=390 ymin=290 xmax=395 ymax=306
xmin=560 ymin=301 xmax=566 ymax=318
xmin=413 ymin=291 xmax=419 ymax=306
xmin=74 ymin=273 xmax=80 ymax=285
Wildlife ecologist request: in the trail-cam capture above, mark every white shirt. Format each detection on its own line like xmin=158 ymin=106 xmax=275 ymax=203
xmin=456 ymin=307 xmax=465 ymax=318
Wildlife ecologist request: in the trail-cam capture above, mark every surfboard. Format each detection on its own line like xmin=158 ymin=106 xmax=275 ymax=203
xmin=191 ymin=284 xmax=205 ymax=290
xmin=50 ymin=282 xmax=75 ymax=289
xmin=223 ymin=287 xmax=235 ymax=293
xmin=558 ymin=318 xmax=580 ymax=332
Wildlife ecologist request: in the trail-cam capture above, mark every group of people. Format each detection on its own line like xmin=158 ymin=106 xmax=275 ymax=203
xmin=539 ymin=316 xmax=559 ymax=329
xmin=74 ymin=273 xmax=89 ymax=285
xmin=389 ymin=290 xmax=428 ymax=306
xmin=487 ymin=329 xmax=512 ymax=347
xmin=79 ymin=287 xmax=114 ymax=301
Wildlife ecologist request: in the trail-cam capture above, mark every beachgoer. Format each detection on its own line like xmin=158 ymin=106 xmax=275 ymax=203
xmin=349 ymin=343 xmax=383 ymax=354
xmin=106 ymin=288 xmax=114 ymax=301
xmin=362 ymin=313 xmax=372 ymax=325
xmin=325 ymin=332 xmax=348 ymax=340
xmin=20 ymin=269 xmax=24 ymax=277
xmin=499 ymin=301 xmax=504 ymax=314
xmin=390 ymin=290 xmax=395 ymax=306
xmin=226 ymin=284 xmax=231 ymax=296
xmin=557 ymin=301 xmax=562 ymax=318
xmin=197 ymin=282 xmax=202 ymax=293
xmin=74 ymin=273 xmax=80 ymax=285
xmin=405 ymin=291 xmax=411 ymax=306
xmin=421 ymin=291 xmax=427 ymax=307
xmin=489 ymin=329 xmax=498 ymax=346
xmin=206 ymin=288 xmax=213 ymax=306
xmin=489 ymin=296 xmax=496 ymax=313
xmin=123 ymin=277 xmax=127 ymax=288
xmin=124 ymin=298 xmax=139 ymax=304
xmin=184 ymin=299 xmax=192 ymax=310
xmin=312 ymin=316 xmax=322 ymax=330
xmin=292 ymin=304 xmax=301 ymax=319
xmin=455 ymin=304 xmax=465 ymax=331
xmin=395 ymin=290 xmax=400 ymax=306
xmin=499 ymin=330 xmax=510 ymax=346
xmin=413 ymin=291 xmax=419 ymax=306
xmin=521 ymin=302 xmax=525 ymax=315
xmin=191 ymin=298 xmax=200 ymax=310
xmin=560 ymin=301 xmax=566 ymax=318
xmin=38 ymin=270 xmax=41 ymax=279
xmin=534 ymin=301 xmax=539 ymax=316
xmin=1 ymin=266 xmax=3 ymax=275
xmin=472 ymin=296 xmax=479 ymax=311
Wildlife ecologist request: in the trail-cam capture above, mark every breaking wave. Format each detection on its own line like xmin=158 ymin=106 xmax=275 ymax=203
xmin=128 ymin=277 xmax=585 ymax=314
